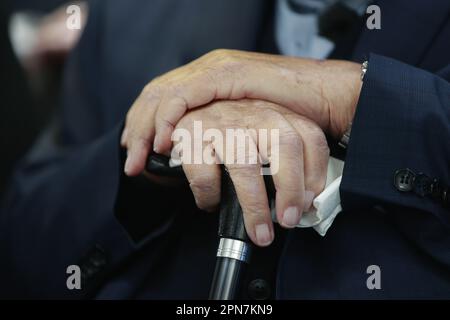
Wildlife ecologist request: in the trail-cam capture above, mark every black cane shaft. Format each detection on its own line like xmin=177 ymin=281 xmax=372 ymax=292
xmin=209 ymin=257 xmax=246 ymax=300
xmin=146 ymin=155 xmax=252 ymax=300
xmin=209 ymin=168 xmax=251 ymax=300
xmin=218 ymin=168 xmax=249 ymax=242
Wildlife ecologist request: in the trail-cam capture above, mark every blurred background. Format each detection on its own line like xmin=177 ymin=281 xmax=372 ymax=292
xmin=0 ymin=0 xmax=88 ymax=195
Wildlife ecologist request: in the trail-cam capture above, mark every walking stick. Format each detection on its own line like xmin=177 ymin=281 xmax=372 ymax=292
xmin=146 ymin=154 xmax=251 ymax=300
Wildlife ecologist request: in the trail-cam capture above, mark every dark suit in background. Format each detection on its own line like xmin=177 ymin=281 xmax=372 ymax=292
xmin=0 ymin=0 xmax=70 ymax=194
xmin=1 ymin=0 xmax=449 ymax=299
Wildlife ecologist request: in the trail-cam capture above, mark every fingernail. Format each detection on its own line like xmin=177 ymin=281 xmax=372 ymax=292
xmin=255 ymin=224 xmax=272 ymax=246
xmin=153 ymin=134 xmax=161 ymax=154
xmin=124 ymin=156 xmax=131 ymax=174
xmin=124 ymin=149 xmax=135 ymax=175
xmin=304 ymin=190 xmax=315 ymax=212
xmin=282 ymin=206 xmax=300 ymax=227
xmin=120 ymin=128 xmax=128 ymax=145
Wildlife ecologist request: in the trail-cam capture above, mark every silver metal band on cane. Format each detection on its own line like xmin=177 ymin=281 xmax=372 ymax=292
xmin=216 ymin=238 xmax=251 ymax=263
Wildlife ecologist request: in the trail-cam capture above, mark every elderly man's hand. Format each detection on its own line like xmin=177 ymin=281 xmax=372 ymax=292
xmin=138 ymin=99 xmax=329 ymax=247
xmin=122 ymin=50 xmax=361 ymax=176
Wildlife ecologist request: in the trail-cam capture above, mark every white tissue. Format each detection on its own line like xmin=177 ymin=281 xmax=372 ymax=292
xmin=271 ymin=157 xmax=344 ymax=236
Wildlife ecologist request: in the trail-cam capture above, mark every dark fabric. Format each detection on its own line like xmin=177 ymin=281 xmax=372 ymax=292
xmin=1 ymin=0 xmax=449 ymax=299
xmin=0 ymin=0 xmax=71 ymax=195
xmin=0 ymin=5 xmax=38 ymax=196
xmin=279 ymin=54 xmax=450 ymax=299
xmin=4 ymin=0 xmax=69 ymax=16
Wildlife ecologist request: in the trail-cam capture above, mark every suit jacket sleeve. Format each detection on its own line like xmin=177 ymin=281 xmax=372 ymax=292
xmin=341 ymin=53 xmax=450 ymax=268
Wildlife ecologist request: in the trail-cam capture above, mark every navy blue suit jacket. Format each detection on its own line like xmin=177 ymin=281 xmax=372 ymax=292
xmin=1 ymin=0 xmax=449 ymax=299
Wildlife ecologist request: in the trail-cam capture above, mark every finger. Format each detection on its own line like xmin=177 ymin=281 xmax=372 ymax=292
xmin=124 ymin=135 xmax=152 ymax=176
xmin=268 ymin=120 xmax=305 ymax=229
xmin=227 ymin=163 xmax=273 ymax=247
xmin=120 ymin=127 xmax=128 ymax=147
xmin=123 ymin=90 xmax=160 ymax=176
xmin=175 ymin=112 xmax=221 ymax=211
xmin=121 ymin=100 xmax=137 ymax=148
xmin=183 ymin=160 xmax=221 ymax=212
xmin=223 ymin=129 xmax=274 ymax=247
xmin=284 ymin=115 xmax=329 ymax=211
xmin=153 ymin=71 xmax=218 ymax=154
xmin=120 ymin=107 xmax=134 ymax=148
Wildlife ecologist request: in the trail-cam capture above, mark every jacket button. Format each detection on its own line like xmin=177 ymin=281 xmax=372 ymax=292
xmin=394 ymin=168 xmax=416 ymax=192
xmin=248 ymin=279 xmax=270 ymax=300
xmin=89 ymin=247 xmax=107 ymax=268
xmin=80 ymin=245 xmax=108 ymax=282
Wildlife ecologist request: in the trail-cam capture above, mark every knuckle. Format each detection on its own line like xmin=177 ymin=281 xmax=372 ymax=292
xmin=258 ymin=107 xmax=281 ymax=121
xmin=280 ymin=130 xmax=303 ymax=151
xmin=305 ymin=125 xmax=329 ymax=155
xmin=200 ymin=50 xmax=244 ymax=92
xmin=167 ymin=83 xmax=189 ymax=104
xmin=242 ymin=202 xmax=269 ymax=222
xmin=137 ymin=136 xmax=152 ymax=150
xmin=226 ymin=163 xmax=259 ymax=178
xmin=128 ymin=131 xmax=152 ymax=150
xmin=142 ymin=83 xmax=163 ymax=103
xmin=189 ymin=174 xmax=220 ymax=209
xmin=206 ymin=49 xmax=241 ymax=70
xmin=305 ymin=141 xmax=329 ymax=194
xmin=315 ymin=135 xmax=330 ymax=157
xmin=306 ymin=175 xmax=326 ymax=196
xmin=308 ymin=182 xmax=325 ymax=197
xmin=189 ymin=173 xmax=219 ymax=194
xmin=277 ymin=176 xmax=302 ymax=194
xmin=155 ymin=113 xmax=175 ymax=130
xmin=255 ymin=108 xmax=286 ymax=131
xmin=175 ymin=114 xmax=191 ymax=130
xmin=220 ymin=58 xmax=242 ymax=75
xmin=206 ymin=48 xmax=232 ymax=59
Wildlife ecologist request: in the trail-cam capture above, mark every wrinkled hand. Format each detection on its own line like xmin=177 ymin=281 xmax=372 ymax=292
xmin=144 ymin=99 xmax=330 ymax=247
xmin=122 ymin=49 xmax=361 ymax=176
